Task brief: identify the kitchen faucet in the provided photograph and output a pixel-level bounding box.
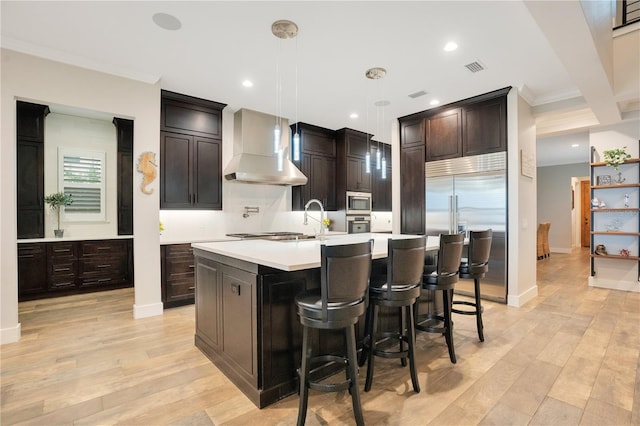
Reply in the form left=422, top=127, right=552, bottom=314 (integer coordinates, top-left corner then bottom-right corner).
left=303, top=199, right=325, bottom=236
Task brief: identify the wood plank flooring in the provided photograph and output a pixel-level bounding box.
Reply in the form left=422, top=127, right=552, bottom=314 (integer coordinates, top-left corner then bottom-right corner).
left=2, top=248, right=639, bottom=425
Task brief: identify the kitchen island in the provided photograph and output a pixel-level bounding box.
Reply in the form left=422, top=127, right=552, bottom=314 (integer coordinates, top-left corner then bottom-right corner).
left=191, top=233, right=438, bottom=408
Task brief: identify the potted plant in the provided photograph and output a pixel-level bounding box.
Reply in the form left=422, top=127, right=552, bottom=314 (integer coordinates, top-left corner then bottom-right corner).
left=44, top=192, right=73, bottom=237
left=603, top=146, right=631, bottom=170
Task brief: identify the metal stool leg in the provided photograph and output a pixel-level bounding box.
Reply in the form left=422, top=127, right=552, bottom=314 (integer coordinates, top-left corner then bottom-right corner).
left=406, top=303, right=420, bottom=393
left=297, top=326, right=311, bottom=426
left=345, top=325, right=365, bottom=426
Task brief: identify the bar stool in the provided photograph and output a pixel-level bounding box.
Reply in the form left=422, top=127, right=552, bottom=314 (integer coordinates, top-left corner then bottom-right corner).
left=415, top=233, right=464, bottom=364
left=360, top=236, right=425, bottom=393
left=453, top=229, right=492, bottom=342
left=294, top=241, right=372, bottom=426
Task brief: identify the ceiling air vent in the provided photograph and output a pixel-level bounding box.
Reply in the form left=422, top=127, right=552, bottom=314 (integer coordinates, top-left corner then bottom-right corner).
left=408, top=90, right=428, bottom=99
left=465, top=61, right=485, bottom=73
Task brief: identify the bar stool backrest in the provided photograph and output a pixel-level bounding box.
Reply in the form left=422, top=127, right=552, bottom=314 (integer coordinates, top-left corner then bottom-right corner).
left=387, top=237, right=426, bottom=295
left=321, top=241, right=372, bottom=321
left=467, top=229, right=492, bottom=276
left=436, top=233, right=465, bottom=285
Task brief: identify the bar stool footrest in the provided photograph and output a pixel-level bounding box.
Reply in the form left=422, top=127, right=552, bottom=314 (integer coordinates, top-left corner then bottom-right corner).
left=415, top=314, right=445, bottom=334
left=370, top=332, right=410, bottom=359
left=451, top=300, right=484, bottom=315
left=306, top=354, right=351, bottom=393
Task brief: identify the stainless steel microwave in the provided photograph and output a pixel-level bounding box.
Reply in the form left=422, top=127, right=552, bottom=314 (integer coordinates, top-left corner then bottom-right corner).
left=346, top=191, right=372, bottom=215
left=347, top=215, right=371, bottom=234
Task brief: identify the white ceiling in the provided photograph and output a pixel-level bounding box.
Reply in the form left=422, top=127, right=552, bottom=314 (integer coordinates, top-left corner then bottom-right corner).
left=2, top=1, right=638, bottom=165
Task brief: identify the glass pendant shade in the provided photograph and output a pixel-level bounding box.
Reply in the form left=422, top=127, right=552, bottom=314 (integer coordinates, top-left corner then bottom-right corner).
left=376, top=148, right=381, bottom=170
left=365, top=151, right=371, bottom=174
left=277, top=148, right=284, bottom=172
left=273, top=124, right=281, bottom=154
left=381, top=156, right=387, bottom=179
left=293, top=132, right=300, bottom=162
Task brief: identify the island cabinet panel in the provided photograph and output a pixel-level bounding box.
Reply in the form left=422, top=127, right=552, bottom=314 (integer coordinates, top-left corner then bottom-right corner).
left=222, top=266, right=258, bottom=386
left=18, top=239, right=133, bottom=301
left=425, top=107, right=463, bottom=162
left=161, top=244, right=195, bottom=308
left=258, top=271, right=307, bottom=395
left=195, top=257, right=222, bottom=351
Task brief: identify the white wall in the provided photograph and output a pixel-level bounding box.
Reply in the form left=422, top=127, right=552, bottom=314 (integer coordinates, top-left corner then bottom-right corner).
left=507, top=91, right=538, bottom=307
left=537, top=162, right=590, bottom=253
left=44, top=112, right=118, bottom=238
left=1, top=49, right=161, bottom=343
left=589, top=120, right=640, bottom=292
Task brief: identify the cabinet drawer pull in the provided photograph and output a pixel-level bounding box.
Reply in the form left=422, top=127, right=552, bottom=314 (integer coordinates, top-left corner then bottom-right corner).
left=231, top=283, right=240, bottom=296
left=97, top=247, right=111, bottom=251
left=97, top=264, right=111, bottom=269
left=98, top=278, right=111, bottom=283
left=188, top=286, right=195, bottom=291
left=53, top=249, right=71, bottom=253
left=54, top=267, right=71, bottom=272
left=189, top=265, right=194, bottom=269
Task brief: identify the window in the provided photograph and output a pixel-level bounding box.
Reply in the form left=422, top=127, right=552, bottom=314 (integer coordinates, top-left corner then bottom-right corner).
left=59, top=148, right=106, bottom=222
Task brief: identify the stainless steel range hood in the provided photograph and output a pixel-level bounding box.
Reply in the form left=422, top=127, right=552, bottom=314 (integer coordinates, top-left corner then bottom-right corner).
left=224, top=108, right=307, bottom=186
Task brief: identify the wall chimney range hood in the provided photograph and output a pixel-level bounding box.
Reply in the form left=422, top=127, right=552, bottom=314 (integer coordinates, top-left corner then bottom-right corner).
left=223, top=108, right=307, bottom=186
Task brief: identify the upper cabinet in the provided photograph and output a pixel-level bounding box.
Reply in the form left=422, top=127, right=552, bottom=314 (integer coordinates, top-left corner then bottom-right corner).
left=160, top=91, right=227, bottom=210
left=462, top=96, right=507, bottom=156
left=17, top=101, right=49, bottom=239
left=399, top=87, right=510, bottom=234
left=424, top=87, right=509, bottom=162
left=291, top=123, right=337, bottom=211
left=371, top=143, right=392, bottom=212
left=336, top=128, right=372, bottom=196
left=425, top=107, right=463, bottom=162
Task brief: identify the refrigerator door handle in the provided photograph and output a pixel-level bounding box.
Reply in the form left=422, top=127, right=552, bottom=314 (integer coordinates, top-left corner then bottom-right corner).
left=453, top=195, right=458, bottom=235
left=448, top=195, right=455, bottom=234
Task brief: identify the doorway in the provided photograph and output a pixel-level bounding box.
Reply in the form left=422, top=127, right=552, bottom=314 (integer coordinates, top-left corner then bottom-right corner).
left=580, top=179, right=591, bottom=247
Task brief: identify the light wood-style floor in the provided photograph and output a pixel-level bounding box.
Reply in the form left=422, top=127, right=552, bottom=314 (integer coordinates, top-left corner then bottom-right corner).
left=2, top=248, right=639, bottom=425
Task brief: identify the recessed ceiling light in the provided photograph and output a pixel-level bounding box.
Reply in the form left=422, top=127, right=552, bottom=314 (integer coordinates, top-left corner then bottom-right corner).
left=430, top=99, right=440, bottom=106
left=443, top=42, right=458, bottom=52
left=350, top=113, right=359, bottom=119
left=242, top=80, right=253, bottom=88
left=571, top=143, right=579, bottom=148
left=152, top=13, right=182, bottom=31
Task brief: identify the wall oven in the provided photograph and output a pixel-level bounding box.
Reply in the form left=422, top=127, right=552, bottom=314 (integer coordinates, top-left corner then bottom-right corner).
left=346, top=191, right=372, bottom=215
left=347, top=215, right=371, bottom=234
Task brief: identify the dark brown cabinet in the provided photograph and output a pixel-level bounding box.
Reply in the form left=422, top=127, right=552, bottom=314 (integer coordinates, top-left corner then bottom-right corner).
left=17, top=243, right=47, bottom=297
left=160, top=131, right=222, bottom=209
left=291, top=123, right=337, bottom=211
left=462, top=96, right=507, bottom=156
left=399, top=87, right=510, bottom=234
left=371, top=143, right=392, bottom=211
left=399, top=117, right=426, bottom=234
left=222, top=265, right=258, bottom=386
left=160, top=91, right=226, bottom=210
left=425, top=107, right=463, bottom=162
left=195, top=256, right=222, bottom=351
left=17, top=239, right=133, bottom=301
left=17, top=101, right=49, bottom=239
left=336, top=128, right=372, bottom=207
left=161, top=243, right=195, bottom=308
left=113, top=118, right=134, bottom=235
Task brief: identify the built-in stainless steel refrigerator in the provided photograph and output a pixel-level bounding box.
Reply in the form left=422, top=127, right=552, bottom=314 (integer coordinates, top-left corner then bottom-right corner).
left=425, top=152, right=507, bottom=302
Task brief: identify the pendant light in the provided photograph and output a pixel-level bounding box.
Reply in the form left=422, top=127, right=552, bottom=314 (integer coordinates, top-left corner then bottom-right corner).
left=365, top=67, right=387, bottom=176
left=272, top=20, right=299, bottom=169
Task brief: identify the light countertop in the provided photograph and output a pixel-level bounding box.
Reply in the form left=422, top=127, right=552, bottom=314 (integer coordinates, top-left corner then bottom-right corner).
left=192, top=233, right=440, bottom=272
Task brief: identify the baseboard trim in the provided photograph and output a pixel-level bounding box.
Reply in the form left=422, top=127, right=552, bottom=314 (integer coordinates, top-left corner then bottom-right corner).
left=1, top=322, right=21, bottom=344
left=588, top=277, right=640, bottom=292
left=133, top=302, right=164, bottom=319
left=507, top=285, right=538, bottom=307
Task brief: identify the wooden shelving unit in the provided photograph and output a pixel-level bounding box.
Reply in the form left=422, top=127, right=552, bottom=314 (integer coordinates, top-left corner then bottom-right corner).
left=590, top=147, right=640, bottom=279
